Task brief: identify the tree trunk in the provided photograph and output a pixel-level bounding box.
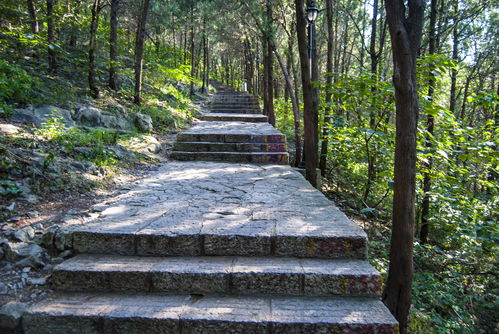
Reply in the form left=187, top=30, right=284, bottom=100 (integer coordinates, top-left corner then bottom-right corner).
left=263, top=0, right=275, bottom=126
left=133, top=0, right=151, bottom=105
left=420, top=0, right=439, bottom=244
left=109, top=0, right=120, bottom=91
left=189, top=5, right=195, bottom=96
left=27, top=0, right=39, bottom=34
left=295, top=0, right=319, bottom=188
left=274, top=49, right=302, bottom=166
left=363, top=0, right=380, bottom=202
left=88, top=0, right=101, bottom=98
left=383, top=0, right=424, bottom=332
left=319, top=0, right=334, bottom=174
left=46, top=0, right=56, bottom=72
left=449, top=0, right=459, bottom=114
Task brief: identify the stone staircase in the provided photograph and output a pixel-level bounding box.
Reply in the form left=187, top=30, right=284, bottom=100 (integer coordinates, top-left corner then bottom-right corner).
left=22, top=83, right=398, bottom=333
left=171, top=84, right=289, bottom=164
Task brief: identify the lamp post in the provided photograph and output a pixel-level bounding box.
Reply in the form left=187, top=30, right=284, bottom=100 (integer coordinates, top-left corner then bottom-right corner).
left=306, top=2, right=319, bottom=76
left=299, top=1, right=319, bottom=169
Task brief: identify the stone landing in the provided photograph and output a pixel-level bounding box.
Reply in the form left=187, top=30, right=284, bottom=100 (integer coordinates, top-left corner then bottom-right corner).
left=23, top=162, right=398, bottom=333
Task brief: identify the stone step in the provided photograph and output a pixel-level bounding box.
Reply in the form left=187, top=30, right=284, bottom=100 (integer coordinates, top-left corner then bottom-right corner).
left=170, top=151, right=290, bottom=164
left=209, top=101, right=260, bottom=107
left=211, top=96, right=259, bottom=101
left=174, top=141, right=287, bottom=153
left=176, top=132, right=286, bottom=144
left=71, top=215, right=366, bottom=259
left=201, top=113, right=267, bottom=122
left=53, top=255, right=381, bottom=297
left=24, top=293, right=398, bottom=333
left=209, top=108, right=262, bottom=114
left=208, top=104, right=260, bottom=110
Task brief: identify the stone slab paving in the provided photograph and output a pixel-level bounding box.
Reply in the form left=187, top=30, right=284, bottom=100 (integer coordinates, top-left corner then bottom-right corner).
left=24, top=293, right=397, bottom=334
left=69, top=162, right=366, bottom=258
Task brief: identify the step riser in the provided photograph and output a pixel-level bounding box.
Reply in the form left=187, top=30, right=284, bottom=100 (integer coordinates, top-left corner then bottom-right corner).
left=53, top=270, right=381, bottom=297
left=210, top=96, right=258, bottom=102
left=171, top=152, right=289, bottom=164
left=209, top=109, right=261, bottom=114
left=72, top=232, right=367, bottom=259
left=176, top=133, right=285, bottom=143
left=209, top=103, right=260, bottom=107
left=24, top=313, right=397, bottom=334
left=201, top=115, right=267, bottom=122
left=174, top=142, right=287, bottom=152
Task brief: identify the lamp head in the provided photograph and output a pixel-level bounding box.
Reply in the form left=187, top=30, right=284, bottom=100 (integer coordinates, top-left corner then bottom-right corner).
left=306, top=4, right=319, bottom=23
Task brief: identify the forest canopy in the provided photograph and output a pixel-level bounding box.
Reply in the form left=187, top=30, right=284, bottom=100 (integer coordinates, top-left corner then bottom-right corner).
left=0, top=0, right=497, bottom=333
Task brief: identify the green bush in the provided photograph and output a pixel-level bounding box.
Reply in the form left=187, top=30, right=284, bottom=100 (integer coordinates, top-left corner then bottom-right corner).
left=0, top=59, right=40, bottom=111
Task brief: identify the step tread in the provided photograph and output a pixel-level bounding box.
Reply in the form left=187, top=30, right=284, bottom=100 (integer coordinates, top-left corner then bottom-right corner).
left=70, top=162, right=366, bottom=258
left=179, top=121, right=283, bottom=135
left=24, top=293, right=397, bottom=333
left=56, top=254, right=378, bottom=275
left=203, top=113, right=266, bottom=118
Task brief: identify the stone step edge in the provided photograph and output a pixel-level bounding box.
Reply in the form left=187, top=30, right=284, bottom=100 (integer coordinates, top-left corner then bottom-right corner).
left=23, top=293, right=398, bottom=333
left=170, top=151, right=290, bottom=164
left=200, top=116, right=268, bottom=123
left=72, top=230, right=367, bottom=259
left=173, top=142, right=287, bottom=153
left=52, top=254, right=381, bottom=297
left=176, top=133, right=286, bottom=143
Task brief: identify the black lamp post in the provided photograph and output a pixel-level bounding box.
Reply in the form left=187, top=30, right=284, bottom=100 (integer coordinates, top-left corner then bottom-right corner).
left=299, top=1, right=319, bottom=169
left=306, top=2, right=319, bottom=75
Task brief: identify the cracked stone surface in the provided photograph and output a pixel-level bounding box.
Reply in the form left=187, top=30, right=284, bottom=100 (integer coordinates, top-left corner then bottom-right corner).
left=69, top=162, right=367, bottom=259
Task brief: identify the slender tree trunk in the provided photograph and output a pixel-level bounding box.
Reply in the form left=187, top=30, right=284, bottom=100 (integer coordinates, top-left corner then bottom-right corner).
left=189, top=5, right=195, bottom=96
left=68, top=1, right=81, bottom=47
left=263, top=0, right=275, bottom=126
left=449, top=0, right=459, bottom=114
left=88, top=0, right=101, bottom=98
left=319, top=0, right=334, bottom=174
left=383, top=0, right=424, bottom=332
left=274, top=49, right=302, bottom=166
left=46, top=0, right=57, bottom=72
left=133, top=0, right=151, bottom=105
left=109, top=0, right=120, bottom=91
left=27, top=0, right=39, bottom=34
left=363, top=0, right=380, bottom=202
left=295, top=0, right=319, bottom=188
left=420, top=0, right=439, bottom=244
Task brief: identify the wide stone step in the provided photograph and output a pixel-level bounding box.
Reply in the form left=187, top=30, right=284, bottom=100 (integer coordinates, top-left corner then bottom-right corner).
left=176, top=121, right=285, bottom=144
left=174, top=141, right=287, bottom=152
left=53, top=255, right=381, bottom=297
left=209, top=102, right=260, bottom=108
left=24, top=293, right=398, bottom=333
left=211, top=96, right=259, bottom=102
left=209, top=108, right=262, bottom=114
left=177, top=133, right=285, bottom=144
left=72, top=222, right=366, bottom=259
left=171, top=151, right=289, bottom=164
left=201, top=113, right=267, bottom=122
